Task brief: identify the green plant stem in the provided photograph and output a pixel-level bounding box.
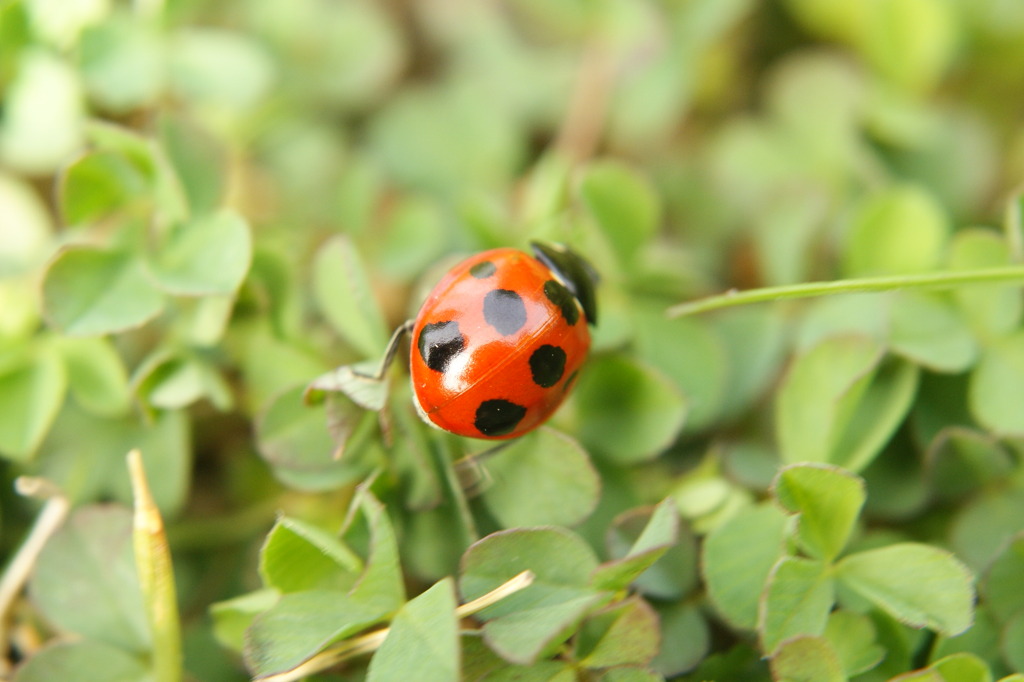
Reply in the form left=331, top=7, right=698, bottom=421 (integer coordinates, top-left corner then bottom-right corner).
left=258, top=570, right=535, bottom=682
left=0, top=479, right=70, bottom=674
left=667, top=266, right=1024, bottom=317
left=128, top=450, right=183, bottom=682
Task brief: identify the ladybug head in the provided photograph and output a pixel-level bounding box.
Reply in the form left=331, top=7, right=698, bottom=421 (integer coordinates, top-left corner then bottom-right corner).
left=530, top=241, right=599, bottom=326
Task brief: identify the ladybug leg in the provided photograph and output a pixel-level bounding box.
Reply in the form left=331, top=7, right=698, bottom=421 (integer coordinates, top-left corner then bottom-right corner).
left=354, top=320, right=414, bottom=381
left=454, top=440, right=516, bottom=497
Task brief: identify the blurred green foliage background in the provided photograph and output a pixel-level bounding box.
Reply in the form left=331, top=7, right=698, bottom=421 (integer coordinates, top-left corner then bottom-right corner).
left=3, top=0, right=1024, bottom=680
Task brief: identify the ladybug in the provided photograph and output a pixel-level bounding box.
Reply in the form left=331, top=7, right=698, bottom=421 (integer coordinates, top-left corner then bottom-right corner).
left=409, top=242, right=598, bottom=440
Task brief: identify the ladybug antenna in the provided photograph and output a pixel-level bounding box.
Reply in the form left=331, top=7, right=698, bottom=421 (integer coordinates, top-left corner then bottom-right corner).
left=530, top=241, right=599, bottom=325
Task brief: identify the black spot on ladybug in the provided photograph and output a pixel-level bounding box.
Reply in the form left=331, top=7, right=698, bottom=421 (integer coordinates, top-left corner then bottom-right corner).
left=418, top=321, right=465, bottom=372
left=543, top=280, right=579, bottom=326
left=474, top=399, right=527, bottom=436
left=529, top=344, right=566, bottom=388
left=470, top=261, right=496, bottom=278
left=483, top=289, right=527, bottom=336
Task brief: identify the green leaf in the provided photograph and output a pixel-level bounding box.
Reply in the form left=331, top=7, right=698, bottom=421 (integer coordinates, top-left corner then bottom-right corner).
left=930, top=607, right=1002, bottom=672
left=259, top=516, right=362, bottom=593
left=374, top=195, right=448, bottom=278
left=860, top=442, right=930, bottom=521
left=386, top=397, right=441, bottom=511
left=55, top=336, right=130, bottom=417
left=131, top=349, right=233, bottom=412
left=926, top=428, right=1013, bottom=501
left=520, top=153, right=571, bottom=224
left=0, top=344, right=67, bottom=461
left=605, top=23, right=693, bottom=150
left=12, top=640, right=149, bottom=682
left=248, top=0, right=402, bottom=108
left=483, top=661, right=577, bottom=682
left=84, top=121, right=160, bottom=176
left=238, top=322, right=328, bottom=412
left=1003, top=612, right=1024, bottom=676
left=307, top=361, right=390, bottom=412
left=823, top=610, right=885, bottom=677
left=712, top=306, right=788, bottom=421
left=773, top=463, right=865, bottom=561
left=749, top=185, right=835, bottom=287
left=776, top=336, right=918, bottom=471
left=766, top=51, right=864, bottom=146
left=795, top=294, right=888, bottom=350
left=0, top=48, right=84, bottom=174
left=0, top=2, right=31, bottom=94
left=367, top=84, right=522, bottom=196
left=461, top=528, right=599, bottom=608
left=312, top=235, right=390, bottom=359
left=243, top=590, right=391, bottom=677
left=632, top=306, right=727, bottom=432
left=948, top=229, right=1021, bottom=337
left=579, top=161, right=660, bottom=261
left=836, top=543, right=975, bottom=636
left=892, top=670, right=945, bottom=682
left=402, top=502, right=470, bottom=582
left=23, top=0, right=111, bottom=47
left=59, top=150, right=150, bottom=226
left=148, top=210, right=253, bottom=296
left=79, top=14, right=163, bottom=112
left=672, top=458, right=738, bottom=526
left=929, top=652, right=994, bottom=682
left=684, top=642, right=768, bottom=681
left=827, top=355, right=918, bottom=473
left=481, top=592, right=607, bottom=666
left=42, top=247, right=165, bottom=336
left=168, top=28, right=275, bottom=110
left=0, top=279, right=39, bottom=338
left=178, top=292, right=237, bottom=346
left=596, top=668, right=663, bottom=682
left=344, top=488, right=406, bottom=612
left=970, top=331, right=1024, bottom=436
left=159, top=114, right=226, bottom=216
left=459, top=527, right=605, bottom=664
left=951, top=488, right=1024, bottom=572
left=29, top=506, right=149, bottom=653
left=650, top=601, right=709, bottom=677
left=983, top=534, right=1024, bottom=624
left=246, top=485, right=405, bottom=668
left=254, top=385, right=372, bottom=492
left=34, top=406, right=190, bottom=515
left=462, top=632, right=505, bottom=680
left=768, top=635, right=845, bottom=682
left=759, top=557, right=835, bottom=654
left=367, top=578, right=459, bottom=682
left=210, top=589, right=278, bottom=653
left=858, top=0, right=956, bottom=92
left=0, top=173, right=53, bottom=276
left=575, top=597, right=660, bottom=669
left=480, top=427, right=599, bottom=528
left=574, top=354, right=688, bottom=464
left=591, top=499, right=680, bottom=593
left=889, top=293, right=977, bottom=372
left=777, top=335, right=880, bottom=464
left=702, top=504, right=791, bottom=629
left=842, top=184, right=949, bottom=276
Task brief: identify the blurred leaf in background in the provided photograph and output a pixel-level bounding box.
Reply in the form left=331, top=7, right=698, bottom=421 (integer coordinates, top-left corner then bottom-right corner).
left=2, top=0, right=1024, bottom=680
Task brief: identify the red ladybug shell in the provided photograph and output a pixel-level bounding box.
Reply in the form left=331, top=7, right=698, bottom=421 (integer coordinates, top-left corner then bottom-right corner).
left=410, top=248, right=592, bottom=439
